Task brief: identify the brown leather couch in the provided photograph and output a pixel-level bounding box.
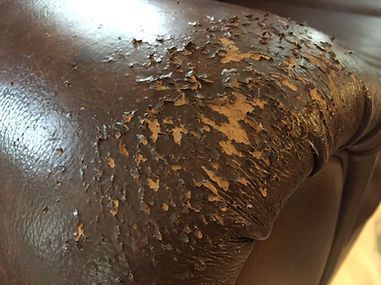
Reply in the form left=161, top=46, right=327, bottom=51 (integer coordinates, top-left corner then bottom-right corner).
left=225, top=1, right=381, bottom=284
left=0, top=0, right=380, bottom=284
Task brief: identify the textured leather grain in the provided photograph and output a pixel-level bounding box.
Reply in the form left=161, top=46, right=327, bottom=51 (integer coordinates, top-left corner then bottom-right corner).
left=0, top=0, right=380, bottom=284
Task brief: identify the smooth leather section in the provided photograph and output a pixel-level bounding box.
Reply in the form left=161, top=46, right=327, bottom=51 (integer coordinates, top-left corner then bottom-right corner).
left=356, top=154, right=381, bottom=229
left=237, top=157, right=344, bottom=285
left=320, top=153, right=380, bottom=284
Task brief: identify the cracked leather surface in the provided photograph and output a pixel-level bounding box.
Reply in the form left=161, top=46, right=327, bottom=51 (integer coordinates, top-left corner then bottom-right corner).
left=0, top=0, right=380, bottom=284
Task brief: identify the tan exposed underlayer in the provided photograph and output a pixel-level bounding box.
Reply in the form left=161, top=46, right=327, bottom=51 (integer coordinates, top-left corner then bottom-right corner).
left=147, top=177, right=160, bottom=192
left=161, top=203, right=169, bottom=211
left=252, top=98, right=268, bottom=109
left=310, top=88, right=327, bottom=108
left=174, top=91, right=189, bottom=106
left=219, top=140, right=243, bottom=156
left=254, top=154, right=271, bottom=167
left=272, top=73, right=298, bottom=92
left=163, top=117, right=174, bottom=124
left=107, top=157, right=116, bottom=168
left=238, top=177, right=250, bottom=186
left=208, top=194, right=221, bottom=202
left=259, top=186, right=268, bottom=197
left=75, top=223, right=84, bottom=242
left=219, top=37, right=271, bottom=64
left=201, top=166, right=230, bottom=191
left=171, top=165, right=182, bottom=171
left=136, top=153, right=147, bottom=165
left=172, top=125, right=187, bottom=145
left=119, top=142, right=129, bottom=158
left=194, top=180, right=219, bottom=196
left=110, top=199, right=120, bottom=217
left=147, top=118, right=161, bottom=143
left=281, top=79, right=298, bottom=92
left=202, top=92, right=255, bottom=145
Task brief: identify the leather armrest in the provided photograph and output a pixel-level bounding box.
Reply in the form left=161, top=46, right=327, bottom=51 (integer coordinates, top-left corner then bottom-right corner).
left=0, top=0, right=380, bottom=284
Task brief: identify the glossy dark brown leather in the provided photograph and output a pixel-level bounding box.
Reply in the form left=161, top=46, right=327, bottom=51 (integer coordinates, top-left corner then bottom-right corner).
left=237, top=156, right=345, bottom=285
left=0, top=0, right=380, bottom=284
left=220, top=1, right=381, bottom=284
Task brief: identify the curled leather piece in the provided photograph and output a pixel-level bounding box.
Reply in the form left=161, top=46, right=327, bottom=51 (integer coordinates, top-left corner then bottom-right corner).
left=0, top=0, right=380, bottom=284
